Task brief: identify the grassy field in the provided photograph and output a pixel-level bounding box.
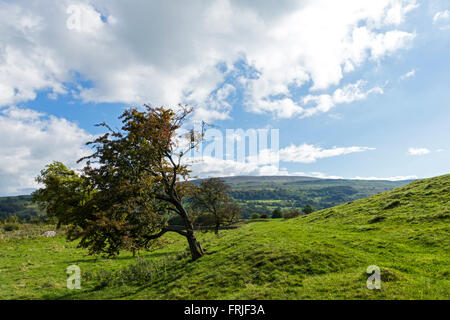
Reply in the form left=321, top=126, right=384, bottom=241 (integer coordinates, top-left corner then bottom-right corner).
left=0, top=174, right=448, bottom=300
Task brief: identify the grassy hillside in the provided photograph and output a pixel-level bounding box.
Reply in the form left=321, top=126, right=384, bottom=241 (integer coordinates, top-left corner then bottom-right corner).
left=0, top=174, right=448, bottom=299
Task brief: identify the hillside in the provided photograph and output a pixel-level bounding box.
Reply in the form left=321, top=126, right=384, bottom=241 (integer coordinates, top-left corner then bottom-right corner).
left=0, top=174, right=448, bottom=299
left=0, top=195, right=44, bottom=220
left=0, top=176, right=410, bottom=220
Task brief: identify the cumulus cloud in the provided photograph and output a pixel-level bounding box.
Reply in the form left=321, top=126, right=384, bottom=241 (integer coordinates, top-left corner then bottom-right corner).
left=188, top=156, right=288, bottom=178
left=433, top=10, right=450, bottom=30
left=0, top=106, right=92, bottom=195
left=0, top=0, right=417, bottom=120
left=277, top=144, right=375, bottom=163
left=188, top=142, right=374, bottom=177
left=408, top=147, right=430, bottom=155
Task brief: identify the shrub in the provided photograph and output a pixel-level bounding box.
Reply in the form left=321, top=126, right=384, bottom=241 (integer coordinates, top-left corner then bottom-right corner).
left=302, top=204, right=315, bottom=215
left=283, top=209, right=302, bottom=219
left=260, top=214, right=268, bottom=219
left=3, top=223, right=20, bottom=232
left=250, top=213, right=260, bottom=219
left=6, top=216, right=19, bottom=224
left=271, top=208, right=282, bottom=218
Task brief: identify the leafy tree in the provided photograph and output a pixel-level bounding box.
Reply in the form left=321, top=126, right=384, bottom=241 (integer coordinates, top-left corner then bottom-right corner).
left=33, top=162, right=92, bottom=229
left=271, top=208, right=282, bottom=218
left=283, top=208, right=302, bottom=219
left=302, top=204, right=315, bottom=215
left=190, top=178, right=240, bottom=235
left=34, top=105, right=205, bottom=260
left=250, top=213, right=260, bottom=219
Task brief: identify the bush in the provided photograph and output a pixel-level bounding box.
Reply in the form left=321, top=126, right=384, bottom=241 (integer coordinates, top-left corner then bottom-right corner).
left=302, top=204, right=315, bottom=215
left=271, top=208, right=282, bottom=218
left=6, top=216, right=19, bottom=224
left=250, top=213, right=260, bottom=219
left=260, top=214, right=268, bottom=219
left=3, top=223, right=20, bottom=232
left=283, top=209, right=302, bottom=219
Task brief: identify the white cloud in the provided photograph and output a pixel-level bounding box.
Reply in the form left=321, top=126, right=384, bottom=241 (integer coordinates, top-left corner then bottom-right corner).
left=0, top=0, right=417, bottom=120
left=277, top=144, right=375, bottom=163
left=400, top=69, right=416, bottom=80
left=302, top=172, right=344, bottom=179
left=188, top=156, right=288, bottom=178
left=408, top=147, right=430, bottom=155
left=187, top=142, right=374, bottom=178
left=0, top=106, right=92, bottom=195
left=433, top=10, right=450, bottom=30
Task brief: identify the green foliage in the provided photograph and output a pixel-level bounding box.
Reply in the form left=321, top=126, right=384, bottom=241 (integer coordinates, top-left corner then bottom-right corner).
left=260, top=214, right=269, bottom=219
left=283, top=208, right=302, bottom=219
left=0, top=195, right=44, bottom=221
left=250, top=213, right=260, bottom=219
left=32, top=162, right=92, bottom=228
left=32, top=106, right=204, bottom=260
left=302, top=204, right=315, bottom=214
left=271, top=208, right=282, bottom=218
left=226, top=176, right=409, bottom=218
left=189, top=178, right=241, bottom=234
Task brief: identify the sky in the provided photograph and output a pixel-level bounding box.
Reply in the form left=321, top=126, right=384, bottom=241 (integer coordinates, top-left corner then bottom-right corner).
left=0, top=0, right=449, bottom=196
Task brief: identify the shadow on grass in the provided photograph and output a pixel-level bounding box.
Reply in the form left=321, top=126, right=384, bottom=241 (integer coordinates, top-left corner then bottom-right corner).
left=45, top=250, right=191, bottom=300
left=62, top=251, right=177, bottom=264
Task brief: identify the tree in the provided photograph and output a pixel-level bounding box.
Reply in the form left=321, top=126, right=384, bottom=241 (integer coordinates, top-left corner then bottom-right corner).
left=283, top=208, right=302, bottom=219
left=250, top=213, right=260, bottom=219
left=190, top=178, right=240, bottom=235
left=271, top=208, right=282, bottom=218
left=33, top=162, right=92, bottom=230
left=33, top=105, right=205, bottom=260
left=302, top=204, right=315, bottom=215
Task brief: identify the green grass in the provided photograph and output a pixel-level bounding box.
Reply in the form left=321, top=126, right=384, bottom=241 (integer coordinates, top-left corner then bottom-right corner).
left=0, top=174, right=449, bottom=299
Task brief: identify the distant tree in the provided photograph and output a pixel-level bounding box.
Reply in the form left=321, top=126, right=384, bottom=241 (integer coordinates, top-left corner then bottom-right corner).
left=260, top=213, right=268, bottom=219
left=283, top=208, right=302, bottom=219
left=190, top=178, right=241, bottom=235
left=302, top=204, right=315, bottom=215
left=271, top=208, right=282, bottom=219
left=33, top=105, right=205, bottom=260
left=250, top=213, right=260, bottom=219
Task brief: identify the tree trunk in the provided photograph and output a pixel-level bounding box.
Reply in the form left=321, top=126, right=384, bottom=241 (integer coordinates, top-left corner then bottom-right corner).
left=186, top=228, right=204, bottom=260
left=175, top=200, right=204, bottom=260
left=214, top=222, right=219, bottom=235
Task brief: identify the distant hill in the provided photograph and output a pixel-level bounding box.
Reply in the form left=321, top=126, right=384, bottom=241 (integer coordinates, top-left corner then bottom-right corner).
left=0, top=195, right=44, bottom=220
left=0, top=176, right=412, bottom=220
left=215, top=175, right=412, bottom=218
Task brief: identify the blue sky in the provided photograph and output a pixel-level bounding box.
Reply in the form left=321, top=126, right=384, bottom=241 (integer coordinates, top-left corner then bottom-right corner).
left=0, top=0, right=449, bottom=195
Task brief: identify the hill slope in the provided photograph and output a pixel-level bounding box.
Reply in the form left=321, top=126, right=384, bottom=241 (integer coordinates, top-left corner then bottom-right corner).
left=0, top=174, right=448, bottom=299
